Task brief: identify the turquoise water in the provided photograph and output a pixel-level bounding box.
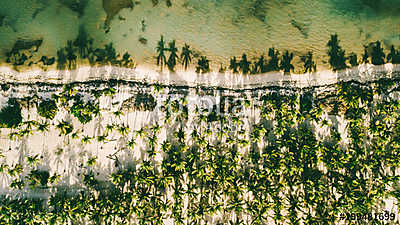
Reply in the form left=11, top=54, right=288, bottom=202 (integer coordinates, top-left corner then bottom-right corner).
left=0, top=0, right=399, bottom=71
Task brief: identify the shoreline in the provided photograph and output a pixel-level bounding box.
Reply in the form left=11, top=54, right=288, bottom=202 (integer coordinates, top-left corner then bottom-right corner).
left=0, top=63, right=398, bottom=90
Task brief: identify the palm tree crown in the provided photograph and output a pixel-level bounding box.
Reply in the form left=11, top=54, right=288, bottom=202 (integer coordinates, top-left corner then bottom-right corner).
left=181, top=44, right=192, bottom=70
left=327, top=34, right=347, bottom=71
left=301, top=51, right=316, bottom=73
left=167, top=40, right=179, bottom=72
left=239, top=53, right=251, bottom=74
left=280, top=50, right=294, bottom=74
left=156, top=35, right=167, bottom=70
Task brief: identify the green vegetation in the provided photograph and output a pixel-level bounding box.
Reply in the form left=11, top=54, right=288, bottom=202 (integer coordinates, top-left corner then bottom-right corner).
left=0, top=98, right=22, bottom=128
left=348, top=52, right=358, bottom=67
left=65, top=40, right=77, bottom=70
left=70, top=96, right=99, bottom=124
left=362, top=45, right=370, bottom=64
left=266, top=47, right=280, bottom=71
left=167, top=40, right=178, bottom=72
left=156, top=35, right=167, bottom=70
left=252, top=55, right=266, bottom=74
left=195, top=56, right=210, bottom=74
left=3, top=33, right=400, bottom=75
left=239, top=53, right=250, bottom=74
left=27, top=170, right=50, bottom=188
left=0, top=79, right=398, bottom=224
left=371, top=41, right=386, bottom=65
left=180, top=44, right=192, bottom=71
left=56, top=120, right=73, bottom=135
left=327, top=34, right=347, bottom=71
left=229, top=56, right=238, bottom=73
left=387, top=45, right=400, bottom=64
left=56, top=49, right=67, bottom=70
left=280, top=50, right=294, bottom=74
left=37, top=99, right=58, bottom=120
left=73, top=25, right=92, bottom=59
left=301, top=51, right=317, bottom=73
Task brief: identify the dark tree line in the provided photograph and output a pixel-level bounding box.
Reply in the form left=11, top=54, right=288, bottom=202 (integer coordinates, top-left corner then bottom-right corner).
left=327, top=34, right=400, bottom=71
left=4, top=32, right=400, bottom=75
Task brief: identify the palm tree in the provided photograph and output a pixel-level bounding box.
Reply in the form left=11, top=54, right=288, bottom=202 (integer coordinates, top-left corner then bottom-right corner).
left=56, top=49, right=67, bottom=70
left=348, top=53, right=358, bottom=67
left=219, top=64, right=226, bottom=73
left=120, top=52, right=136, bottom=68
left=37, top=121, right=50, bottom=133
left=104, top=43, right=119, bottom=65
left=361, top=45, right=369, bottom=64
left=300, top=51, right=316, bottom=73
left=167, top=40, right=179, bottom=72
left=181, top=44, right=192, bottom=70
left=117, top=124, right=130, bottom=136
left=256, top=55, right=266, bottom=73
left=65, top=41, right=77, bottom=70
left=280, top=51, right=294, bottom=74
left=229, top=56, right=239, bottom=73
left=371, top=41, right=385, bottom=65
left=73, top=25, right=91, bottom=59
left=266, top=48, right=280, bottom=71
left=195, top=56, right=210, bottom=74
left=56, top=120, right=73, bottom=136
left=327, top=34, right=347, bottom=71
left=127, top=138, right=136, bottom=150
left=239, top=53, right=251, bottom=74
left=250, top=61, right=258, bottom=74
left=37, top=56, right=55, bottom=67
left=156, top=35, right=167, bottom=70
left=387, top=45, right=400, bottom=64
left=81, top=135, right=92, bottom=144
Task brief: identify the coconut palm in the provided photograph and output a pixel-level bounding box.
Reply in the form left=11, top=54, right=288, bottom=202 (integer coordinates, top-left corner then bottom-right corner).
left=361, top=45, right=369, bottom=64
left=219, top=64, right=226, bottom=73
left=387, top=45, right=400, bottom=64
left=121, top=52, right=136, bottom=68
left=181, top=44, right=192, bottom=70
left=113, top=110, right=124, bottom=118
left=300, top=51, right=316, bottom=73
left=266, top=47, right=280, bottom=71
left=371, top=41, right=385, bottom=65
left=56, top=49, right=67, bottom=70
left=117, top=124, right=130, bottom=136
left=229, top=56, right=239, bottom=73
left=239, top=53, right=251, bottom=74
left=255, top=55, right=266, bottom=73
left=195, top=56, right=210, bottom=74
left=81, top=135, right=92, bottom=144
left=156, top=35, right=167, bottom=70
left=348, top=52, right=358, bottom=67
left=73, top=25, right=91, bottom=59
left=167, top=40, right=179, bottom=72
left=37, top=121, right=50, bottom=133
left=280, top=50, right=294, bottom=74
left=127, top=138, right=136, bottom=150
left=37, top=56, right=55, bottom=67
left=104, top=43, right=119, bottom=65
left=65, top=41, right=77, bottom=70
left=56, top=120, right=73, bottom=136
left=327, top=34, right=347, bottom=71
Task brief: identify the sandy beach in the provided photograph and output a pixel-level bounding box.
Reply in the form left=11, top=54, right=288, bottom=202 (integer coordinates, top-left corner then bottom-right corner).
left=0, top=1, right=400, bottom=224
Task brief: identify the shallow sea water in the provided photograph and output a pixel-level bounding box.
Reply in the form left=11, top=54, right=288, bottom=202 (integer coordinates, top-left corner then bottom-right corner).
left=0, top=0, right=399, bottom=72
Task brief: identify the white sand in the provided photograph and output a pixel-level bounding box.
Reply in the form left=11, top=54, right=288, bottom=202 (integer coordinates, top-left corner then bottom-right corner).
left=0, top=63, right=397, bottom=89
